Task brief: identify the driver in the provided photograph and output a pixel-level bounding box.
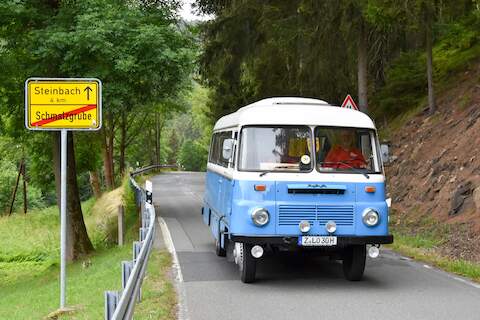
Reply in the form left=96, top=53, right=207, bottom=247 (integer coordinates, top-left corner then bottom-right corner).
left=323, top=130, right=367, bottom=169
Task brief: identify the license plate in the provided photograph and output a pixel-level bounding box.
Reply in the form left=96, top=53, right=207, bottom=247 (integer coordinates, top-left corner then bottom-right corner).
left=299, top=236, right=337, bottom=247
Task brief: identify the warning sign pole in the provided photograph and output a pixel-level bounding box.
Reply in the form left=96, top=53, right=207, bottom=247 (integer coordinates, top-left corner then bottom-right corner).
left=60, top=129, right=67, bottom=308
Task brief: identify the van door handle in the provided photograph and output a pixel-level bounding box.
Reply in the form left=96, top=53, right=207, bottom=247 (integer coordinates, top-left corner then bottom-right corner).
left=218, top=179, right=222, bottom=183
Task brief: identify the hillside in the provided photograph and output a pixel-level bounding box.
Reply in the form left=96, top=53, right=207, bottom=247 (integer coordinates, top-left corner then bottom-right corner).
left=387, top=60, right=480, bottom=263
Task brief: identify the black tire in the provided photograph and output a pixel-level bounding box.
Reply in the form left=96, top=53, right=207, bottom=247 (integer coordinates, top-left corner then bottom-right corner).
left=342, top=245, right=366, bottom=281
left=215, top=232, right=227, bottom=257
left=239, top=243, right=256, bottom=283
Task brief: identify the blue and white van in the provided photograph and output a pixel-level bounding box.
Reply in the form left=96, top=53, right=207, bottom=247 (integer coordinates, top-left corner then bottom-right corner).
left=202, top=97, right=393, bottom=283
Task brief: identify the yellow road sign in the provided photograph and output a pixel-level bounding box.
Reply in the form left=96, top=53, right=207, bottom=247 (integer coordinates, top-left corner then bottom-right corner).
left=25, top=78, right=102, bottom=130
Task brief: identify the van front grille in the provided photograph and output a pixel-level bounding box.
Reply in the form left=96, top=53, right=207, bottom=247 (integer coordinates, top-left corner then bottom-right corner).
left=278, top=204, right=354, bottom=226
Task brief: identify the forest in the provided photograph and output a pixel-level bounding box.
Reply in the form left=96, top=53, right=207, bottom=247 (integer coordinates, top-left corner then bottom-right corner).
left=1, top=0, right=480, bottom=257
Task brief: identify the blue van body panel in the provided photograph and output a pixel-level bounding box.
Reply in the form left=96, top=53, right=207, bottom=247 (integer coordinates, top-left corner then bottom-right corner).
left=230, top=179, right=277, bottom=235
left=205, top=170, right=234, bottom=240
left=204, top=170, right=389, bottom=244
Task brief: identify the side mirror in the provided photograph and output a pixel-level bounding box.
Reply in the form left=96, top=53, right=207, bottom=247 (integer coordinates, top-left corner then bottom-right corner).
left=222, top=139, right=234, bottom=160
left=380, top=143, right=390, bottom=164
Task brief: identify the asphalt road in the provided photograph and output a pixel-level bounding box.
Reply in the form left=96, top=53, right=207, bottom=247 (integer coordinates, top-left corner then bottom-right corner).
left=151, top=172, right=480, bottom=320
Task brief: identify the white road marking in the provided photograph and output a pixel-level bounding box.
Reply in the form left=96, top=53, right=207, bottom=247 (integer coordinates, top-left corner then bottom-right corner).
left=451, top=276, right=480, bottom=290
left=159, top=217, right=190, bottom=320
left=386, top=250, right=480, bottom=290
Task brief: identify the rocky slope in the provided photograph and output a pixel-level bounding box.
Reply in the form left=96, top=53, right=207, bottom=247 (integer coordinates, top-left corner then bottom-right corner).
left=387, top=61, right=480, bottom=262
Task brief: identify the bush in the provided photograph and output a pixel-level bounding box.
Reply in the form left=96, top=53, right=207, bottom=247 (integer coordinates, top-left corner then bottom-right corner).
left=0, top=160, right=18, bottom=213
left=177, top=139, right=208, bottom=171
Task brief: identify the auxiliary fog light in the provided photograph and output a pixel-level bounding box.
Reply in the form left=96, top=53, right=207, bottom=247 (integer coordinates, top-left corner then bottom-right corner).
left=299, top=220, right=311, bottom=233
left=251, top=208, right=269, bottom=226
left=362, top=209, right=380, bottom=227
left=368, top=245, right=380, bottom=258
left=325, top=220, right=337, bottom=234
left=251, top=245, right=264, bottom=258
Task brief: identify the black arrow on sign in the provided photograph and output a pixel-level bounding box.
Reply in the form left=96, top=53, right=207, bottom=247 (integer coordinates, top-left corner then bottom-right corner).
left=84, top=86, right=93, bottom=101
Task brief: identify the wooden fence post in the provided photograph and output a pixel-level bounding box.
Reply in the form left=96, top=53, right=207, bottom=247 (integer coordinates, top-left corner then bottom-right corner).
left=118, top=205, right=125, bottom=246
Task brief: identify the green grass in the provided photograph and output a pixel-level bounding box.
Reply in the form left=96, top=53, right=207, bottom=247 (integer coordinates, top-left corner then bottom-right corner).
left=0, top=178, right=141, bottom=319
left=388, top=232, right=480, bottom=282
left=134, top=251, right=177, bottom=320
left=0, top=246, right=132, bottom=319
left=387, top=209, right=480, bottom=282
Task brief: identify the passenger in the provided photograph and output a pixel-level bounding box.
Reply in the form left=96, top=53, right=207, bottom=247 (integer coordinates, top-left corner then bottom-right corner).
left=323, top=130, right=367, bottom=169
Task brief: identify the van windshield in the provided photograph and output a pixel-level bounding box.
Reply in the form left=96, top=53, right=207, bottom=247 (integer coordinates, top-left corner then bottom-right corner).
left=315, top=127, right=378, bottom=173
left=239, top=126, right=313, bottom=172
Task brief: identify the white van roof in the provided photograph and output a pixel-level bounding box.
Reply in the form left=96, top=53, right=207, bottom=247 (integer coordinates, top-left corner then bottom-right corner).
left=213, top=97, right=376, bottom=131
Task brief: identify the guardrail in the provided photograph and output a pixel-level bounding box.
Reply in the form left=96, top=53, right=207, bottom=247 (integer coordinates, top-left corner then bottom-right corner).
left=104, top=165, right=170, bottom=320
left=131, top=164, right=177, bottom=176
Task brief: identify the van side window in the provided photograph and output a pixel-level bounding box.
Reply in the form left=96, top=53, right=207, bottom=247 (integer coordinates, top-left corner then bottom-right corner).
left=209, top=131, right=232, bottom=167
left=208, top=133, right=217, bottom=164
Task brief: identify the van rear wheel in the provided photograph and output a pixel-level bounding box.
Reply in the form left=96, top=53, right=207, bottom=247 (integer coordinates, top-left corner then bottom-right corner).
left=342, top=245, right=366, bottom=281
left=236, top=243, right=256, bottom=283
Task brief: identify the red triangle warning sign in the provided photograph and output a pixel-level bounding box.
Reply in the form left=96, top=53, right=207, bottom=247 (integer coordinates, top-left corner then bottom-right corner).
left=341, top=94, right=358, bottom=110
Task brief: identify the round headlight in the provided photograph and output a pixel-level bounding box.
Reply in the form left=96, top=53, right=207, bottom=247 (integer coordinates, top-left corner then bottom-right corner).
left=251, top=208, right=269, bottom=226
left=362, top=209, right=380, bottom=227
left=299, top=220, right=311, bottom=233
left=325, top=220, right=337, bottom=233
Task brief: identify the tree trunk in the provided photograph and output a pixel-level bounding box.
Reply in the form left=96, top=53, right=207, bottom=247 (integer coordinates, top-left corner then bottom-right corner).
left=425, top=19, right=435, bottom=115
left=102, top=112, right=115, bottom=189
left=155, top=112, right=161, bottom=165
left=89, top=170, right=102, bottom=199
left=119, top=113, right=127, bottom=175
left=357, top=20, right=368, bottom=113
left=8, top=159, right=23, bottom=216
left=66, top=132, right=94, bottom=261
left=108, top=117, right=115, bottom=185
left=22, top=162, right=27, bottom=214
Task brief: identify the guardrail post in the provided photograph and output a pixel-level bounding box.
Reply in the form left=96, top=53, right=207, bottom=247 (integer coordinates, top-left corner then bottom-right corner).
left=133, top=241, right=142, bottom=262
left=122, top=261, right=133, bottom=290
left=104, top=290, right=119, bottom=320
left=139, top=227, right=147, bottom=241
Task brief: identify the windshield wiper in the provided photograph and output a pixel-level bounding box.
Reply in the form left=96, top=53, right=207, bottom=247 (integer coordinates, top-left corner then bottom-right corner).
left=259, top=165, right=300, bottom=177
left=259, top=171, right=270, bottom=177
left=319, top=161, right=370, bottom=179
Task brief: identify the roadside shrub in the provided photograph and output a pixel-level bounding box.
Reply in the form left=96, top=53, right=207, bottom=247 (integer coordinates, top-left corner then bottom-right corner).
left=0, top=160, right=18, bottom=214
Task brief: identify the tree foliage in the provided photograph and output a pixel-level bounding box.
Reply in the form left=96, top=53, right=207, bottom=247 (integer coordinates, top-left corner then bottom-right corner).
left=196, top=0, right=480, bottom=121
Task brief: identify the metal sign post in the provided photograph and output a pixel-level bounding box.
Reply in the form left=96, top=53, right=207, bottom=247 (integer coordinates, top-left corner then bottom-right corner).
left=60, top=129, right=67, bottom=308
left=25, top=78, right=102, bottom=309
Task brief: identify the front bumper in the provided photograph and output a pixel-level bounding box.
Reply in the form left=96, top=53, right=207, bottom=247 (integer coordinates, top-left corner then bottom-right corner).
left=230, top=235, right=394, bottom=246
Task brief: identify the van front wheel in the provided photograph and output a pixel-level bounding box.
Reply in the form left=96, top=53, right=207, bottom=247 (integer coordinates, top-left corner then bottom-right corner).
left=342, top=245, right=366, bottom=281
left=236, top=243, right=256, bottom=283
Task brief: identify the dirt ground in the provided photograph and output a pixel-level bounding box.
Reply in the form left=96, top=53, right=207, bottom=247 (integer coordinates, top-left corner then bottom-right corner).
left=386, top=61, right=480, bottom=263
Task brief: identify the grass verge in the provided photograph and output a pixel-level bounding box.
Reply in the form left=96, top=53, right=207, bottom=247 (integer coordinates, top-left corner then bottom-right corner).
left=0, top=177, right=139, bottom=319
left=134, top=250, right=177, bottom=320
left=0, top=245, right=132, bottom=319
left=388, top=229, right=480, bottom=283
